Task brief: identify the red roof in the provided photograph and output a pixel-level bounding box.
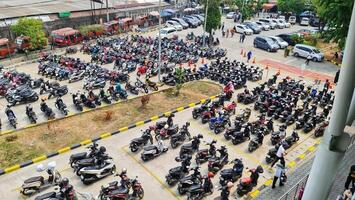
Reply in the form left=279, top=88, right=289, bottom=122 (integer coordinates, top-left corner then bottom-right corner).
left=263, top=3, right=276, bottom=10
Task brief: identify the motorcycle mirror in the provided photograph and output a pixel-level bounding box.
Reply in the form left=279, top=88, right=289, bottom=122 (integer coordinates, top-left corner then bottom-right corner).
left=47, top=161, right=56, bottom=170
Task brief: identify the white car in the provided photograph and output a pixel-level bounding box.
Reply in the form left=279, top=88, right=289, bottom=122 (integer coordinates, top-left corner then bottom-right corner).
left=289, top=16, right=296, bottom=24
left=268, top=36, right=289, bottom=48
left=300, top=17, right=310, bottom=26
left=271, top=19, right=285, bottom=29
left=157, top=27, right=177, bottom=38
left=226, top=12, right=235, bottom=19
left=165, top=20, right=183, bottom=31
left=278, top=19, right=291, bottom=28
left=234, top=24, right=253, bottom=35
left=278, top=15, right=286, bottom=20
left=293, top=44, right=324, bottom=62
left=255, top=21, right=270, bottom=31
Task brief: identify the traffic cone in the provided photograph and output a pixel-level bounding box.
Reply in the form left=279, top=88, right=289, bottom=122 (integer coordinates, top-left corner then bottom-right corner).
left=252, top=57, right=256, bottom=64
left=201, top=58, right=205, bottom=64
left=243, top=52, right=246, bottom=58
left=240, top=49, right=244, bottom=55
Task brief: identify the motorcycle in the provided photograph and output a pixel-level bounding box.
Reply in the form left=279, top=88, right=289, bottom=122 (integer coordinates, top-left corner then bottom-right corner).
left=236, top=166, right=264, bottom=196
left=55, top=97, right=69, bottom=116
left=69, top=143, right=98, bottom=167
left=68, top=70, right=85, bottom=83
left=209, top=115, right=230, bottom=134
left=83, top=77, right=106, bottom=90
left=315, top=121, right=329, bottom=137
left=99, top=89, right=112, bottom=104
left=165, top=166, right=188, bottom=186
left=231, top=130, right=250, bottom=145
left=179, top=134, right=203, bottom=158
left=141, top=140, right=168, bottom=161
left=47, top=85, right=68, bottom=99
left=284, top=131, right=299, bottom=147
left=134, top=78, right=149, bottom=94
left=177, top=167, right=202, bottom=195
left=265, top=147, right=277, bottom=164
left=207, top=148, right=229, bottom=173
left=26, top=105, right=38, bottom=124
left=79, top=158, right=116, bottom=185
left=125, top=82, right=139, bottom=95
left=40, top=100, right=55, bottom=120
left=129, top=129, right=153, bottom=152
left=155, top=124, right=179, bottom=140
left=219, top=158, right=244, bottom=186
left=72, top=93, right=84, bottom=111
left=192, top=100, right=211, bottom=119
left=145, top=79, right=159, bottom=91
left=248, top=133, right=264, bottom=152
left=98, top=176, right=144, bottom=200
left=6, top=86, right=39, bottom=106
left=170, top=122, right=191, bottom=148
left=195, top=141, right=216, bottom=164
left=21, top=162, right=61, bottom=195
left=186, top=176, right=214, bottom=200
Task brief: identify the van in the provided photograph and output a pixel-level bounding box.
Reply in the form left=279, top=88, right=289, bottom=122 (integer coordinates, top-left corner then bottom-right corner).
left=293, top=44, right=324, bottom=61
left=289, top=16, right=296, bottom=25
left=157, top=27, right=177, bottom=38
left=253, top=36, right=279, bottom=52
left=259, top=19, right=276, bottom=29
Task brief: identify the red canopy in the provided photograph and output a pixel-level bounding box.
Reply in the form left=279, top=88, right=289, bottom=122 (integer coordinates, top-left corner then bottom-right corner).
left=263, top=3, right=276, bottom=10
left=0, top=38, right=9, bottom=45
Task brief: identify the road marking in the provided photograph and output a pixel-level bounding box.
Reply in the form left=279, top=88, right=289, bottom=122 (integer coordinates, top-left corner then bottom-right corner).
left=135, top=121, right=145, bottom=126
left=308, top=146, right=316, bottom=152
left=118, top=126, right=128, bottom=132
left=80, top=139, right=92, bottom=146
left=264, top=179, right=273, bottom=186
left=58, top=147, right=71, bottom=154
left=150, top=115, right=159, bottom=121
left=176, top=107, right=184, bottom=111
left=121, top=147, right=182, bottom=200
left=249, top=189, right=260, bottom=198
left=100, top=132, right=111, bottom=139
left=32, top=155, right=47, bottom=163
left=4, top=165, right=20, bottom=173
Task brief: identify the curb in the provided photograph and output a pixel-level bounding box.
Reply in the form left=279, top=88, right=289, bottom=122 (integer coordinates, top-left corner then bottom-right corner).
left=245, top=140, right=321, bottom=199
left=0, top=95, right=218, bottom=176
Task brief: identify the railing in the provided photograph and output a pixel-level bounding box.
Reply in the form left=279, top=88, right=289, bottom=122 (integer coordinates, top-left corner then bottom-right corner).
left=278, top=174, right=310, bottom=200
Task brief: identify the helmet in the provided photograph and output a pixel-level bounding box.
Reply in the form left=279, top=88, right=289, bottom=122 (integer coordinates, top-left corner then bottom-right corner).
left=256, top=165, right=264, bottom=173
left=61, top=178, right=69, bottom=185
left=197, top=134, right=203, bottom=139
left=164, top=124, right=169, bottom=129
left=227, top=181, right=234, bottom=188
left=121, top=168, right=127, bottom=174
left=99, top=146, right=106, bottom=153
left=185, top=122, right=190, bottom=126
left=208, top=172, right=215, bottom=178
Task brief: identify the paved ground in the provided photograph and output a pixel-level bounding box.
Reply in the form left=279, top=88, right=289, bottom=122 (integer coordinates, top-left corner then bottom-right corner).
left=0, top=16, right=340, bottom=200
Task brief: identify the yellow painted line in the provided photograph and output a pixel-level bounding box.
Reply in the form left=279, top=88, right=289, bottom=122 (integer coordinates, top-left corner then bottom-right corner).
left=150, top=115, right=159, bottom=121
left=119, top=126, right=129, bottom=132
left=25, top=124, right=36, bottom=128
left=32, top=155, right=47, bottom=163
left=308, top=146, right=316, bottom=152
left=100, top=132, right=111, bottom=139
left=135, top=121, right=145, bottom=126
left=264, top=179, right=273, bottom=186
left=80, top=139, right=92, bottom=146
left=298, top=154, right=306, bottom=159
left=176, top=107, right=184, bottom=111
left=315, top=140, right=321, bottom=144
left=58, top=147, right=71, bottom=154
left=200, top=99, right=206, bottom=103
left=122, top=147, right=181, bottom=200
left=188, top=103, right=196, bottom=107
left=66, top=113, right=75, bottom=117
left=210, top=95, right=217, bottom=100
left=0, top=130, right=13, bottom=135
left=4, top=165, right=20, bottom=173
left=288, top=161, right=296, bottom=168
left=164, top=111, right=172, bottom=116
left=83, top=108, right=91, bottom=112
left=249, top=189, right=260, bottom=198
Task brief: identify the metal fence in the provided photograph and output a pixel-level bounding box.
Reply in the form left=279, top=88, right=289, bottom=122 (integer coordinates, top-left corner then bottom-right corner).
left=278, top=174, right=310, bottom=200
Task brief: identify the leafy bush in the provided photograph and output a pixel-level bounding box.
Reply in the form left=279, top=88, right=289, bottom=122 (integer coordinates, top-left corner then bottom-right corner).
left=290, top=34, right=304, bottom=44
left=11, top=18, right=47, bottom=49
left=79, top=24, right=104, bottom=36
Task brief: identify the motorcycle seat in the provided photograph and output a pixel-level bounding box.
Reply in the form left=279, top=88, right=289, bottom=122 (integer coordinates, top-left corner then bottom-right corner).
left=109, top=181, right=118, bottom=186
left=24, top=176, right=44, bottom=184
left=181, top=143, right=193, bottom=150
left=169, top=166, right=182, bottom=174
left=143, top=145, right=157, bottom=151
left=220, top=169, right=233, bottom=176
left=111, top=186, right=128, bottom=195
left=168, top=125, right=178, bottom=130
left=34, top=192, right=56, bottom=200
left=70, top=152, right=87, bottom=160
left=132, top=137, right=144, bottom=143
left=77, top=158, right=95, bottom=165
left=189, top=184, right=202, bottom=191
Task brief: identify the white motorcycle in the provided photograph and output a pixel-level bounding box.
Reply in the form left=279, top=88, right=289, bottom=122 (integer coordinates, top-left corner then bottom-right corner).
left=79, top=158, right=116, bottom=185
left=141, top=140, right=168, bottom=161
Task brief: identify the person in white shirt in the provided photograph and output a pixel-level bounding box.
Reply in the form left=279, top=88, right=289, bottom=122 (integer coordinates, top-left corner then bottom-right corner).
left=271, top=143, right=286, bottom=167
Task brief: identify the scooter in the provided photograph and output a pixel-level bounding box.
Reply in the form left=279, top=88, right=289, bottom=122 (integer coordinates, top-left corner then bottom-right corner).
left=219, top=158, right=244, bottom=186
left=170, top=122, right=191, bottom=148
left=179, top=134, right=203, bottom=158
left=79, top=158, right=116, bottom=185
left=165, top=166, right=188, bottom=186
left=248, top=133, right=264, bottom=152
left=69, top=143, right=98, bottom=167
left=141, top=140, right=168, bottom=161
left=26, top=105, right=38, bottom=124
left=55, top=97, right=69, bottom=116
left=130, top=129, right=153, bottom=152
left=98, top=176, right=144, bottom=200
left=177, top=167, right=202, bottom=195
left=314, top=121, right=329, bottom=137
left=236, top=166, right=264, bottom=196
left=21, top=162, right=61, bottom=195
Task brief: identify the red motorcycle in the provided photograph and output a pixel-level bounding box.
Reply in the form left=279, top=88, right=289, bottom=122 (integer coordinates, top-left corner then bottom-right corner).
left=224, top=101, right=236, bottom=115
left=136, top=65, right=147, bottom=76
left=98, top=177, right=144, bottom=200
left=201, top=110, right=214, bottom=124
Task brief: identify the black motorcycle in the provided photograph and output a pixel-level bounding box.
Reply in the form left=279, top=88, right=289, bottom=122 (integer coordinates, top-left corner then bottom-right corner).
left=179, top=134, right=203, bottom=158
left=6, top=86, right=39, bottom=106
left=26, top=105, right=37, bottom=124
left=192, top=100, right=211, bottom=119
left=130, top=129, right=153, bottom=152
left=177, top=167, right=202, bottom=195
left=125, top=82, right=139, bottom=95
left=55, top=97, right=69, bottom=116
left=40, top=100, right=55, bottom=119
left=135, top=78, right=149, bottom=94
left=170, top=122, right=191, bottom=148
left=165, top=166, right=188, bottom=186
left=47, top=85, right=68, bottom=99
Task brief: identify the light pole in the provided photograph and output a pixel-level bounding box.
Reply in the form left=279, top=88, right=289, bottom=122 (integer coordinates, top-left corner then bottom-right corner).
left=202, top=0, right=209, bottom=48
left=106, top=0, right=109, bottom=22
left=158, top=0, right=162, bottom=82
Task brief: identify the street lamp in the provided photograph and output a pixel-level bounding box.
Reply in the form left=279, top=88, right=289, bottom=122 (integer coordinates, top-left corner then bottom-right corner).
left=202, top=0, right=209, bottom=48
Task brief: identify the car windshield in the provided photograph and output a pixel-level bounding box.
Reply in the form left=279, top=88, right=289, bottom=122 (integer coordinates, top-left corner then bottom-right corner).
left=275, top=37, right=285, bottom=43
left=160, top=30, right=168, bottom=34
left=265, top=38, right=275, bottom=44
left=313, top=49, right=320, bottom=53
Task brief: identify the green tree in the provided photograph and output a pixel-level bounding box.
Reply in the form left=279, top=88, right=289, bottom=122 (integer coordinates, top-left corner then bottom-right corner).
left=234, top=0, right=255, bottom=21
left=203, top=0, right=222, bottom=34
left=278, top=0, right=305, bottom=14
left=11, top=18, right=47, bottom=49
left=312, top=0, right=353, bottom=48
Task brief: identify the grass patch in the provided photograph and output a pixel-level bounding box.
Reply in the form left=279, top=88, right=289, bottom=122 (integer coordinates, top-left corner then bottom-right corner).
left=0, top=81, right=222, bottom=169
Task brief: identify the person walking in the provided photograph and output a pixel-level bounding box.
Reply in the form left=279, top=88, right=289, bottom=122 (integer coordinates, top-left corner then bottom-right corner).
left=305, top=53, right=312, bottom=65
left=334, top=69, right=340, bottom=84
left=272, top=163, right=286, bottom=188
left=271, top=143, right=286, bottom=167
left=221, top=22, right=225, bottom=30
left=222, top=28, right=226, bottom=37
left=345, top=165, right=355, bottom=193
left=247, top=51, right=252, bottom=63
left=242, top=32, right=246, bottom=43
left=231, top=28, right=235, bottom=37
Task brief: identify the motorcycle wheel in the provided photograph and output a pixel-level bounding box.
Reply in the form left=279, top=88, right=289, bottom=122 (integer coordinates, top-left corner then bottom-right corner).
left=170, top=140, right=178, bottom=149
left=141, top=155, right=148, bottom=162
left=155, top=134, right=161, bottom=141
left=137, top=188, right=144, bottom=199
left=98, top=193, right=109, bottom=200
left=192, top=113, right=198, bottom=119
left=153, top=86, right=158, bottom=91
left=144, top=87, right=149, bottom=94
left=63, top=109, right=68, bottom=116
left=130, top=143, right=139, bottom=152
left=178, top=187, right=186, bottom=195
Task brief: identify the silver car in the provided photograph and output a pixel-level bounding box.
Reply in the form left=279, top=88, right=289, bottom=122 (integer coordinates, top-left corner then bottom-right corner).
left=293, top=44, right=324, bottom=62
left=255, top=21, right=270, bottom=31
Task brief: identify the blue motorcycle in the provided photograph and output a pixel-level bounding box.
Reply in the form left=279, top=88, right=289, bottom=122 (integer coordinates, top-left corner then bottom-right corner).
left=209, top=115, right=231, bottom=134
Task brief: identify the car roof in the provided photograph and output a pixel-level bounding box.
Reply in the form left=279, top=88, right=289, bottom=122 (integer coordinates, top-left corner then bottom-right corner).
left=295, top=44, right=317, bottom=49
left=162, top=27, right=176, bottom=31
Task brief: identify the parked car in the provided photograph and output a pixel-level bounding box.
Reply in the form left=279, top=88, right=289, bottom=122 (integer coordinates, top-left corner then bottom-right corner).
left=289, top=16, right=297, bottom=25
left=193, top=14, right=204, bottom=22
left=259, top=19, right=276, bottom=29
left=186, top=15, right=202, bottom=26
left=234, top=24, right=253, bottom=35
left=300, top=17, right=310, bottom=26
left=309, top=17, right=324, bottom=27
left=278, top=19, right=291, bottom=28
left=299, top=11, right=315, bottom=22
left=182, top=17, right=198, bottom=28
left=255, top=21, right=270, bottom=31
left=243, top=22, right=261, bottom=34
left=171, top=18, right=189, bottom=29
left=278, top=16, right=286, bottom=20
left=297, top=29, right=319, bottom=36
left=253, top=36, right=279, bottom=52
left=271, top=19, right=285, bottom=29
left=277, top=34, right=296, bottom=46
left=226, top=12, right=236, bottom=19
left=157, top=27, right=177, bottom=38
left=293, top=44, right=324, bottom=62
left=268, top=36, right=288, bottom=48
left=165, top=20, right=183, bottom=31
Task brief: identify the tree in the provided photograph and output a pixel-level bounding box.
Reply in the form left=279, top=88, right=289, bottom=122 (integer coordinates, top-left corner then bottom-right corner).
left=203, top=0, right=222, bottom=35
left=278, top=0, right=305, bottom=14
left=11, top=18, right=47, bottom=49
left=312, top=0, right=353, bottom=49
left=234, top=0, right=255, bottom=21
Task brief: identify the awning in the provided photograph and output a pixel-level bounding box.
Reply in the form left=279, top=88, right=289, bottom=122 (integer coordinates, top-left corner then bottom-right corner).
left=160, top=11, right=172, bottom=17
left=119, top=18, right=133, bottom=23
left=164, top=9, right=176, bottom=14
left=0, top=38, right=9, bottom=45
left=104, top=20, right=119, bottom=26
left=263, top=3, right=276, bottom=10
left=149, top=11, right=159, bottom=16
left=51, top=27, right=74, bottom=35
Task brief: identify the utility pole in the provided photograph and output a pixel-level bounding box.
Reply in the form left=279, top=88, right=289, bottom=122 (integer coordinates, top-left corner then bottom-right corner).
left=106, top=0, right=109, bottom=22
left=202, top=0, right=209, bottom=48
left=302, top=3, right=355, bottom=200
left=158, top=0, right=162, bottom=82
